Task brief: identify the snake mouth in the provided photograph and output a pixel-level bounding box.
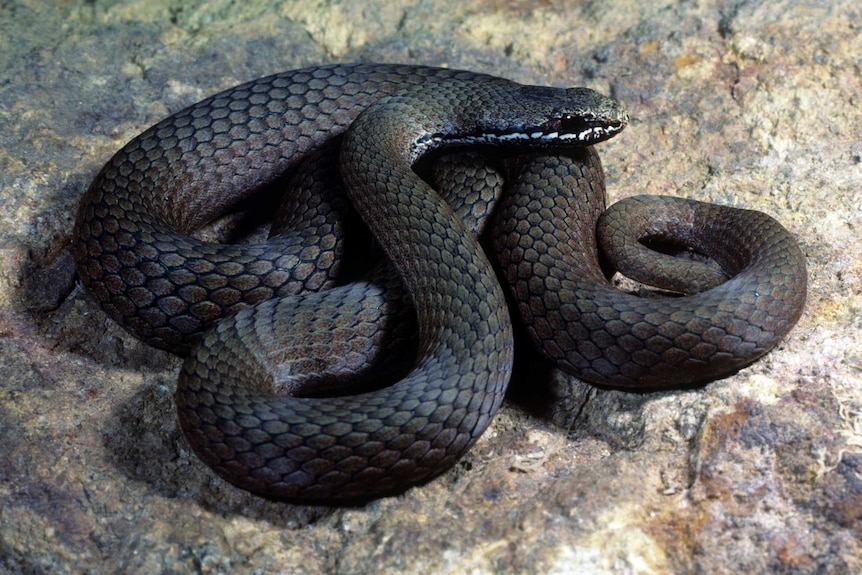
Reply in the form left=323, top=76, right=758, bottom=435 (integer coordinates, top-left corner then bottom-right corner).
left=436, top=113, right=627, bottom=149
left=562, top=113, right=627, bottom=141
left=537, top=112, right=627, bottom=144
left=426, top=117, right=626, bottom=152
left=484, top=116, right=626, bottom=145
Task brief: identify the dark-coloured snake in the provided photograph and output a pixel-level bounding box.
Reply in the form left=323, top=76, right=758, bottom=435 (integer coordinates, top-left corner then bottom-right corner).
left=72, top=63, right=806, bottom=500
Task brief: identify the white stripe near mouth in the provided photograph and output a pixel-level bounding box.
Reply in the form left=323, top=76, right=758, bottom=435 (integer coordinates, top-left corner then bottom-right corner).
left=411, top=124, right=623, bottom=158
left=484, top=126, right=619, bottom=142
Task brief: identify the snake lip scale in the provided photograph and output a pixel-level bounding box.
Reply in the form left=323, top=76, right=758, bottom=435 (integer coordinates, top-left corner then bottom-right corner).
left=426, top=111, right=627, bottom=146
left=73, top=63, right=806, bottom=501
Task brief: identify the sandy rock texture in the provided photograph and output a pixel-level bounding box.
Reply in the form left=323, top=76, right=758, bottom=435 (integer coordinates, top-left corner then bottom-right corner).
left=1, top=0, right=860, bottom=573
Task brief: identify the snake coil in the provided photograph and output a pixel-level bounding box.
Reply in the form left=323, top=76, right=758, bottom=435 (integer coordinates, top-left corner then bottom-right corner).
left=73, top=64, right=805, bottom=500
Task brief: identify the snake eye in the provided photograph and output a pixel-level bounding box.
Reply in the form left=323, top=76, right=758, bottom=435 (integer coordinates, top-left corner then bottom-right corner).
left=559, top=114, right=592, bottom=136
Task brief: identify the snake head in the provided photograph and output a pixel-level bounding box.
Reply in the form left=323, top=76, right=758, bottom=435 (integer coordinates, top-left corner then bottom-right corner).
left=532, top=86, right=629, bottom=145
left=386, top=80, right=629, bottom=161
left=473, top=84, right=629, bottom=148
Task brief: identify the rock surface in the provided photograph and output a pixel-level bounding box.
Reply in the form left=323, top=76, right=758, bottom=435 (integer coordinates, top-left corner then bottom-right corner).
left=1, top=0, right=860, bottom=573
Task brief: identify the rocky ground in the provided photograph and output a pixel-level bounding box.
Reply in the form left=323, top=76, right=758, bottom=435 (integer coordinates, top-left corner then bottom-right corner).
left=1, top=1, right=860, bottom=573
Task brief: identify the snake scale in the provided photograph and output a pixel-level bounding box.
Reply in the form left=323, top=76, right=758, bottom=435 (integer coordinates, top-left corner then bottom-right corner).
left=73, top=64, right=806, bottom=500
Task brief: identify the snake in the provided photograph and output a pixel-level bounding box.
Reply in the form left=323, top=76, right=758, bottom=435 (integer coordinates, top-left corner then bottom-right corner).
left=72, top=63, right=807, bottom=500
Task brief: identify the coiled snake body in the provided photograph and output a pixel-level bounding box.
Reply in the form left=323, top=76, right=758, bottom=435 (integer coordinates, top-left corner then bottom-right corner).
left=73, top=64, right=806, bottom=500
